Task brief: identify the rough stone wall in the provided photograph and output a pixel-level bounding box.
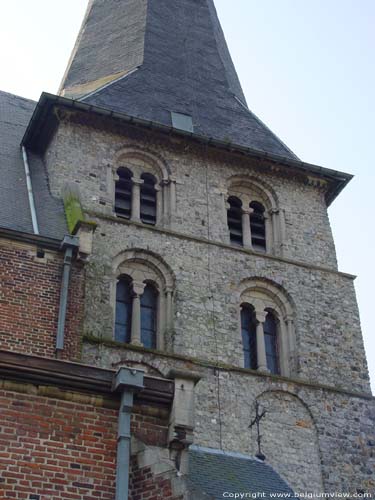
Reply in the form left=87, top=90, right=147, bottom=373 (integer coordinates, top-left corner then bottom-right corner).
left=40, top=115, right=370, bottom=392
left=0, top=238, right=84, bottom=361
left=80, top=222, right=367, bottom=393
left=41, top=114, right=373, bottom=493
left=43, top=114, right=337, bottom=269
left=82, top=344, right=375, bottom=496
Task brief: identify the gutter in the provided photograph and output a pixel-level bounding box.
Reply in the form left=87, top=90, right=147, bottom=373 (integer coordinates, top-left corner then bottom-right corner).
left=56, top=235, right=79, bottom=352
left=21, top=145, right=39, bottom=234
left=112, top=368, right=144, bottom=500
left=0, top=227, right=61, bottom=251
left=21, top=93, right=353, bottom=206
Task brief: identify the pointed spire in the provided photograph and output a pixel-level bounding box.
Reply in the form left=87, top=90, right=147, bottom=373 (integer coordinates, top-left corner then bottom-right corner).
left=59, top=0, right=296, bottom=159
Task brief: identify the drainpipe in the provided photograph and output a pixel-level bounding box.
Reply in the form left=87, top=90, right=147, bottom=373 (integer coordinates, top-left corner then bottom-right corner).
left=112, top=367, right=144, bottom=500
left=22, top=145, right=39, bottom=235
left=56, top=235, right=79, bottom=352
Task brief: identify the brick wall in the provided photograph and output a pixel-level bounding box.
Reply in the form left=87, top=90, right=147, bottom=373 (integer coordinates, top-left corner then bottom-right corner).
left=0, top=386, right=179, bottom=500
left=0, top=239, right=84, bottom=361
left=0, top=388, right=118, bottom=499
left=129, top=457, right=182, bottom=500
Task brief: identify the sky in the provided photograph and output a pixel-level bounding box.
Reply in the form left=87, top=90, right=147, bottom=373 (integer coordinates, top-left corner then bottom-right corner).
left=0, top=0, right=373, bottom=391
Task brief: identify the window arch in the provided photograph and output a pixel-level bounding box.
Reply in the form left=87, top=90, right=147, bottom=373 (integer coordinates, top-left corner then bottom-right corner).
left=225, top=176, right=285, bottom=255
left=115, top=167, right=133, bottom=218
left=140, top=173, right=157, bottom=225
left=140, top=283, right=158, bottom=348
left=238, top=279, right=296, bottom=377
left=250, top=201, right=266, bottom=252
left=112, top=250, right=175, bottom=351
left=111, top=148, right=176, bottom=227
left=241, top=304, right=257, bottom=370
left=227, top=196, right=243, bottom=246
left=115, top=276, right=133, bottom=343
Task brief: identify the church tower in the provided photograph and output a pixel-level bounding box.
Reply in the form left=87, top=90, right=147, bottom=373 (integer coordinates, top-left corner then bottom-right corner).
left=0, top=0, right=373, bottom=498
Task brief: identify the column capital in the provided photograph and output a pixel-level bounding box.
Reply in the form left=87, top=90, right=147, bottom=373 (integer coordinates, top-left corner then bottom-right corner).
left=284, top=314, right=294, bottom=324
left=132, top=281, right=145, bottom=296
left=255, top=309, right=267, bottom=324
left=242, top=207, right=254, bottom=216
left=269, top=207, right=279, bottom=216
left=132, top=177, right=144, bottom=186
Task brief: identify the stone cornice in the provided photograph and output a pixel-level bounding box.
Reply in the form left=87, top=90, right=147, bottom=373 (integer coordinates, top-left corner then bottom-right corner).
left=83, top=335, right=374, bottom=401
left=0, top=350, right=174, bottom=406
left=86, top=210, right=356, bottom=280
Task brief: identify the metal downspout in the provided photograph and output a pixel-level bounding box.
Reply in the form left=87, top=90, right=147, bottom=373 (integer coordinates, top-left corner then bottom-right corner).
left=22, top=146, right=39, bottom=235
left=56, top=235, right=79, bottom=352
left=112, top=368, right=144, bottom=500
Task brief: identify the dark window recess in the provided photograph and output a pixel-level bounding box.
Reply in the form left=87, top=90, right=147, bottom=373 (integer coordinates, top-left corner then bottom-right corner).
left=140, top=173, right=157, bottom=225
left=250, top=201, right=266, bottom=252
left=241, top=304, right=257, bottom=370
left=115, top=167, right=132, bottom=218
left=171, top=112, right=194, bottom=132
left=227, top=196, right=243, bottom=246
left=141, top=283, right=158, bottom=349
left=264, top=311, right=280, bottom=375
left=115, top=276, right=133, bottom=343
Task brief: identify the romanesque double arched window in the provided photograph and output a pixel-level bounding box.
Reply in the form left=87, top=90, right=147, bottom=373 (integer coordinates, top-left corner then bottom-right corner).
left=239, top=279, right=296, bottom=376
left=112, top=250, right=175, bottom=350
left=226, top=176, right=285, bottom=255
left=112, top=148, right=176, bottom=226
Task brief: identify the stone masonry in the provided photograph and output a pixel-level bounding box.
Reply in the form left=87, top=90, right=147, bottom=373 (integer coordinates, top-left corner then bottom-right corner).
left=38, top=109, right=375, bottom=494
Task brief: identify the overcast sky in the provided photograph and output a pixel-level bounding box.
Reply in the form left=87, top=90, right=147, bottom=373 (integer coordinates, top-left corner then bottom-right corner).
left=0, top=0, right=373, bottom=391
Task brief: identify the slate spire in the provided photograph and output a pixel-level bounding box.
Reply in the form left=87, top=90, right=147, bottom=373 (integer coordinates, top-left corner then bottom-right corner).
left=59, top=0, right=296, bottom=158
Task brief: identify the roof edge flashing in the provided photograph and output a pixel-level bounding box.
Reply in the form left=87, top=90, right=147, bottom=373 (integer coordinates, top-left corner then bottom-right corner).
left=22, top=93, right=353, bottom=205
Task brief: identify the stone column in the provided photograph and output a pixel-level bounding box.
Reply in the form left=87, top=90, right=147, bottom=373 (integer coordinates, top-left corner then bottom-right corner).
left=166, top=287, right=174, bottom=332
left=169, top=176, right=177, bottom=214
left=242, top=208, right=253, bottom=249
left=270, top=208, right=280, bottom=255
left=264, top=213, right=272, bottom=254
left=279, top=319, right=290, bottom=377
left=279, top=208, right=286, bottom=257
left=130, top=281, right=145, bottom=346
left=255, top=310, right=269, bottom=372
left=285, top=314, right=296, bottom=372
left=161, top=179, right=170, bottom=222
left=155, top=184, right=163, bottom=224
left=131, top=177, right=144, bottom=222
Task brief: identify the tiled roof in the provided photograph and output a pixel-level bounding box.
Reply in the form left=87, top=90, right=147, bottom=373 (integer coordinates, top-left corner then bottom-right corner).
left=0, top=90, right=66, bottom=239
left=60, top=0, right=297, bottom=160
left=188, top=446, right=299, bottom=499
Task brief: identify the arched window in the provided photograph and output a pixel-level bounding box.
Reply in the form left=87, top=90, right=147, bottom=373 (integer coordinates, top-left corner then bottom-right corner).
left=140, top=283, right=158, bottom=349
left=241, top=304, right=257, bottom=370
left=115, top=168, right=132, bottom=218
left=140, top=173, right=157, bottom=225
left=115, top=276, right=133, bottom=343
left=227, top=196, right=243, bottom=246
left=264, top=311, right=280, bottom=375
left=250, top=201, right=266, bottom=252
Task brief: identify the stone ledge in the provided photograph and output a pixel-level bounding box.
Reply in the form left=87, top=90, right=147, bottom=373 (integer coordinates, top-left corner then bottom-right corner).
left=85, top=210, right=356, bottom=280
left=83, top=335, right=374, bottom=401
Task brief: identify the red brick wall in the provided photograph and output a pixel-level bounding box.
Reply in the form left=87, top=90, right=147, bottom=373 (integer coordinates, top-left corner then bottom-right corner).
left=0, top=388, right=179, bottom=500
left=129, top=458, right=182, bottom=500
left=0, top=239, right=84, bottom=361
left=0, top=389, right=118, bottom=500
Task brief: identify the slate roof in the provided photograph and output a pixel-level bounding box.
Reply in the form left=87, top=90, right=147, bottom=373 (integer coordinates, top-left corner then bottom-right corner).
left=0, top=90, right=67, bottom=239
left=188, top=446, right=299, bottom=499
left=59, top=0, right=298, bottom=160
